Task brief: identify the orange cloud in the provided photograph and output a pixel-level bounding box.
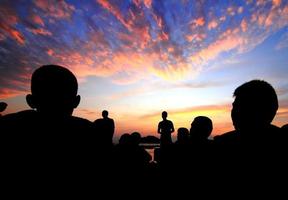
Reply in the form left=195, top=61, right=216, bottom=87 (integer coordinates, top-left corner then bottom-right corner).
left=0, top=88, right=27, bottom=99
left=208, top=20, right=218, bottom=30
left=28, top=28, right=52, bottom=36
left=194, top=17, right=205, bottom=27
left=0, top=5, right=25, bottom=45
left=227, top=7, right=236, bottom=16
left=241, top=19, right=248, bottom=32
left=97, top=0, right=132, bottom=31
left=190, top=29, right=244, bottom=66
left=34, top=0, right=75, bottom=19
left=272, top=0, right=282, bottom=7
left=238, top=6, right=244, bottom=14
left=31, top=14, right=44, bottom=26
left=144, top=0, right=152, bottom=8
left=47, top=49, right=54, bottom=56
left=9, top=29, right=25, bottom=45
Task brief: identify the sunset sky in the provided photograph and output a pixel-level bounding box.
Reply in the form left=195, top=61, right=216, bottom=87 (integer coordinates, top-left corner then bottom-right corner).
left=0, top=0, right=287, bottom=140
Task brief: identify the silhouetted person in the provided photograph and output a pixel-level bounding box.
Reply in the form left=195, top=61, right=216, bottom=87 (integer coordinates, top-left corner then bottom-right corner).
left=158, top=111, right=174, bottom=145
left=190, top=116, right=213, bottom=145
left=213, top=80, right=284, bottom=178
left=175, top=127, right=189, bottom=145
left=0, top=102, right=7, bottom=117
left=0, top=65, right=97, bottom=181
left=214, top=80, right=281, bottom=145
left=94, top=110, right=115, bottom=145
left=131, top=131, right=142, bottom=145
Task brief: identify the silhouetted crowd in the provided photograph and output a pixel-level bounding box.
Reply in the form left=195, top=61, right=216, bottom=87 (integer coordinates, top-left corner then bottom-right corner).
left=1, top=65, right=287, bottom=185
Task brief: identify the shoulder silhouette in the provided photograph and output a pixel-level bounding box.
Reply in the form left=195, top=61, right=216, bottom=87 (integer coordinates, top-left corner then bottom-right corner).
left=0, top=65, right=97, bottom=181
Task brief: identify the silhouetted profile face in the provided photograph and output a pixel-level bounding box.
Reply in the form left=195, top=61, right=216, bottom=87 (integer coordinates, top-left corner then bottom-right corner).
left=102, top=110, right=108, bottom=118
left=26, top=65, right=80, bottom=117
left=162, top=111, right=167, bottom=120
left=190, top=116, right=213, bottom=139
left=232, top=80, right=278, bottom=131
left=0, top=102, right=7, bottom=112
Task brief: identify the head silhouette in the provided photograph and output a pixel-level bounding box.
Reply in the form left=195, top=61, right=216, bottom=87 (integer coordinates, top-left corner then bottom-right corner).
left=0, top=102, right=7, bottom=112
left=177, top=127, right=189, bottom=143
left=131, top=132, right=142, bottom=145
left=232, top=80, right=278, bottom=131
left=102, top=110, right=108, bottom=118
left=190, top=116, right=213, bottom=140
left=26, top=65, right=80, bottom=117
left=162, top=111, right=168, bottom=120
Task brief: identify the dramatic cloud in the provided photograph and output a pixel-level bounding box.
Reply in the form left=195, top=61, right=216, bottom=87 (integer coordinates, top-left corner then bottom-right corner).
left=0, top=0, right=288, bottom=100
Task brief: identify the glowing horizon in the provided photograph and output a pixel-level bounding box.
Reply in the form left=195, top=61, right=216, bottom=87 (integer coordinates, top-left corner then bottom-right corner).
left=0, top=0, right=287, bottom=139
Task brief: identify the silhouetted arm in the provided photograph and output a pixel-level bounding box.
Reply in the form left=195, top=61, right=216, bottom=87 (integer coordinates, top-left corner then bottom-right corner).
left=158, top=122, right=161, bottom=134
left=171, top=122, right=175, bottom=133
left=112, top=119, right=115, bottom=134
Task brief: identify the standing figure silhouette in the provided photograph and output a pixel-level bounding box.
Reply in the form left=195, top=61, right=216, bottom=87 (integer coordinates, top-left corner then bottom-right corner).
left=158, top=111, right=174, bottom=145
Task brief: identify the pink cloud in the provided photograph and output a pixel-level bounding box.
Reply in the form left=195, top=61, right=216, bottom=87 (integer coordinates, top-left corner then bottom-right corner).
left=27, top=28, right=52, bottom=36
left=47, top=49, right=54, bottom=56
left=34, top=0, right=75, bottom=19
left=97, top=0, right=132, bottom=31
left=0, top=88, right=27, bottom=99
left=190, top=29, right=244, bottom=65
left=241, top=19, right=248, bottom=32
left=31, top=14, right=44, bottom=26
left=0, top=4, right=25, bottom=45
left=238, top=6, right=244, bottom=14
left=272, top=0, right=282, bottom=7
left=143, top=0, right=152, bottom=8
left=208, top=20, right=218, bottom=30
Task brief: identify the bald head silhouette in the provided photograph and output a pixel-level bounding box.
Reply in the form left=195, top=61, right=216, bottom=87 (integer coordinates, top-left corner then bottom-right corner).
left=26, top=65, right=80, bottom=117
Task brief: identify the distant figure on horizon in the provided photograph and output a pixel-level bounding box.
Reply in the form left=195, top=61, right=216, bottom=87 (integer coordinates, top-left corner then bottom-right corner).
left=190, top=116, right=213, bottom=145
left=94, top=110, right=115, bottom=145
left=0, top=102, right=7, bottom=117
left=158, top=111, right=175, bottom=145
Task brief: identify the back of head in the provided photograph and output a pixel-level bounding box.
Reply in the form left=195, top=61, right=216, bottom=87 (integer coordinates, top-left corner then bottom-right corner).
left=162, top=111, right=168, bottom=119
left=190, top=116, right=213, bottom=140
left=177, top=127, right=189, bottom=143
left=26, top=65, right=80, bottom=117
left=102, top=110, right=108, bottom=118
left=232, top=80, right=278, bottom=131
left=0, top=102, right=8, bottom=112
left=131, top=132, right=142, bottom=145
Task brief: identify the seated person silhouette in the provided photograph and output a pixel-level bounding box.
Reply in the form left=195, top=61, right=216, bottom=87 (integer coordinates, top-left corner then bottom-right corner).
left=94, top=110, right=115, bottom=145
left=0, top=65, right=95, bottom=176
left=158, top=111, right=175, bottom=146
left=190, top=116, right=213, bottom=145
left=0, top=102, right=7, bottom=117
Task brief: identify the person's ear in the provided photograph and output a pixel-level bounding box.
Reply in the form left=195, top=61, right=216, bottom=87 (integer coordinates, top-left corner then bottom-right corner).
left=73, top=95, right=80, bottom=108
left=26, top=94, right=37, bottom=109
